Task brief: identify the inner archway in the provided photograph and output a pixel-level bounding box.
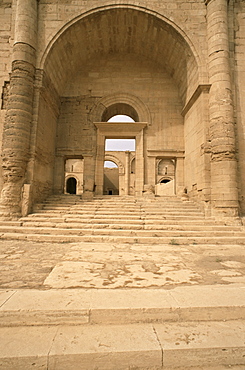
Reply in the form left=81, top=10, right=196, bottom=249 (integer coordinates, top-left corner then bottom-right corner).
left=39, top=5, right=200, bottom=203
left=103, top=161, right=119, bottom=195
left=66, top=177, right=77, bottom=194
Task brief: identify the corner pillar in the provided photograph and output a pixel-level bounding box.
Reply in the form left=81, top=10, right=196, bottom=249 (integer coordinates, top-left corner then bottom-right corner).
left=205, top=0, right=239, bottom=217
left=83, top=155, right=96, bottom=199
left=0, top=0, right=38, bottom=219
left=95, top=132, right=105, bottom=195
left=124, top=151, right=130, bottom=196
left=135, top=130, right=144, bottom=196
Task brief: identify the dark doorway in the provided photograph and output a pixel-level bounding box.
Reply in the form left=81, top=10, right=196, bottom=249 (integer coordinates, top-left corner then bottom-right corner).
left=66, top=177, right=77, bottom=194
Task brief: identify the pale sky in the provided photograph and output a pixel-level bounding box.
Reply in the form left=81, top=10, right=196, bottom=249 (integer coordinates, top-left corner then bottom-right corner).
left=104, top=115, right=135, bottom=167
left=105, top=114, right=135, bottom=151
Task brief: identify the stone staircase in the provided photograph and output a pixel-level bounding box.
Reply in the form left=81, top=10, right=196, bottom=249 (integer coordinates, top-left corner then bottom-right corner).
left=0, top=195, right=245, bottom=369
left=0, top=194, right=244, bottom=245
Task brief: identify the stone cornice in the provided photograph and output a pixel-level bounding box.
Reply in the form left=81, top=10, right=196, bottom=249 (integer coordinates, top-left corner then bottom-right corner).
left=205, top=0, right=229, bottom=4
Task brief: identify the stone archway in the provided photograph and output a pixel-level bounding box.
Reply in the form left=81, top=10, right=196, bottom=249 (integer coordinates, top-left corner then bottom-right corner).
left=104, top=154, right=128, bottom=196
left=66, top=177, right=77, bottom=195
left=7, top=4, right=239, bottom=219
left=1, top=5, right=202, bottom=218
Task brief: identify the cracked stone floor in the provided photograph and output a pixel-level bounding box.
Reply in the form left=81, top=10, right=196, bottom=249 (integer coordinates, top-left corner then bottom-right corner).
left=0, top=240, right=245, bottom=289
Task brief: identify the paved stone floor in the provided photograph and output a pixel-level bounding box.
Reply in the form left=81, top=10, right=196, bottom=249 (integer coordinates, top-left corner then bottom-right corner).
left=0, top=240, right=245, bottom=289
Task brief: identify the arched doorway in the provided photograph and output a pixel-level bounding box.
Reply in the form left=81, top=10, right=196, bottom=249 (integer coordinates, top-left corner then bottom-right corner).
left=38, top=6, right=199, bottom=204
left=66, top=177, right=77, bottom=194
left=103, top=161, right=119, bottom=195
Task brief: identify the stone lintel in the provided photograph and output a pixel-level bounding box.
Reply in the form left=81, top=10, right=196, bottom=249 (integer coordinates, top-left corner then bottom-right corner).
left=94, top=122, right=147, bottom=137
left=147, top=150, right=185, bottom=158
left=56, top=150, right=94, bottom=157
left=182, top=84, right=211, bottom=117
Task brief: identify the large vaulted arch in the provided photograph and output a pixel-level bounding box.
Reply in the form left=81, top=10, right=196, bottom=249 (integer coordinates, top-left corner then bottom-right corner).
left=30, top=4, right=204, bottom=203
left=42, top=5, right=200, bottom=104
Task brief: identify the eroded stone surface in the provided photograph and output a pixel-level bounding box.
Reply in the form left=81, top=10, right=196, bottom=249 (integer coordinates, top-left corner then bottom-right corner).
left=0, top=240, right=245, bottom=290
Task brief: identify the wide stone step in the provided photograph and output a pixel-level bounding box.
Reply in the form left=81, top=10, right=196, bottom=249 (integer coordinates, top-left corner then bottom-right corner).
left=0, top=231, right=244, bottom=244
left=1, top=286, right=244, bottom=327
left=18, top=220, right=244, bottom=232
left=1, top=320, right=244, bottom=370
left=28, top=212, right=143, bottom=220
left=21, top=221, right=145, bottom=230
left=32, top=209, right=204, bottom=220
left=0, top=286, right=244, bottom=369
left=20, top=217, right=144, bottom=225
left=42, top=201, right=200, bottom=208
left=19, top=215, right=225, bottom=226
left=42, top=204, right=142, bottom=210
left=1, top=225, right=245, bottom=238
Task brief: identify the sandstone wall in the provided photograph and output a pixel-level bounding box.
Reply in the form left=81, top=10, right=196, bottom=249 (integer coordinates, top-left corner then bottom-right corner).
left=0, top=1, right=13, bottom=191
left=234, top=0, right=245, bottom=214
left=1, top=0, right=245, bottom=216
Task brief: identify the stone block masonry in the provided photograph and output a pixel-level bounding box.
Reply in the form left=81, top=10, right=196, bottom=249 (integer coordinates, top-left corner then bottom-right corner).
left=0, top=0, right=244, bottom=220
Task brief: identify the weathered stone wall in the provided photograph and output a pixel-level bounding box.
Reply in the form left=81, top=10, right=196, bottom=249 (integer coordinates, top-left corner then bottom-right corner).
left=184, top=92, right=211, bottom=208
left=30, top=75, right=60, bottom=203
left=234, top=0, right=245, bottom=214
left=1, top=0, right=245, bottom=218
left=104, top=167, right=119, bottom=195
left=0, top=1, right=13, bottom=192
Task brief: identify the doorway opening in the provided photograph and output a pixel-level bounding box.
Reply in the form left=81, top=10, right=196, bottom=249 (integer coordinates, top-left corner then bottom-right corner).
left=106, top=115, right=136, bottom=152
left=66, top=177, right=77, bottom=194
left=103, top=161, right=119, bottom=195
left=64, top=158, right=84, bottom=195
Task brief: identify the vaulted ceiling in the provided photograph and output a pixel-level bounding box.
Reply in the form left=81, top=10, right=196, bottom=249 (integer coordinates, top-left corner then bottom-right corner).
left=44, top=7, right=199, bottom=104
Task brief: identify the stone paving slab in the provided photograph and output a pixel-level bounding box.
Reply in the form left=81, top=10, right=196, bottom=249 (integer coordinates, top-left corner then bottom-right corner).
left=0, top=240, right=245, bottom=290
left=155, top=321, right=245, bottom=368
left=0, top=322, right=244, bottom=370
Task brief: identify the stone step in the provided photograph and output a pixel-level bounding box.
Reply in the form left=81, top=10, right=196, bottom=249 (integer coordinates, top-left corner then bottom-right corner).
left=19, top=221, right=243, bottom=232
left=21, top=221, right=145, bottom=230
left=0, top=286, right=244, bottom=369
left=1, top=320, right=244, bottom=370
left=29, top=211, right=204, bottom=219
left=43, top=203, right=141, bottom=211
left=1, top=286, right=244, bottom=327
left=19, top=215, right=225, bottom=225
left=20, top=217, right=144, bottom=225
left=35, top=204, right=202, bottom=212
left=0, top=232, right=244, bottom=244
left=1, top=225, right=245, bottom=238
left=29, top=212, right=144, bottom=220
left=43, top=201, right=200, bottom=209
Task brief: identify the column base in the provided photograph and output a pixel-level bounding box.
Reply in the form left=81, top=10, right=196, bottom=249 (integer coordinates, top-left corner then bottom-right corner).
left=211, top=206, right=241, bottom=225
left=0, top=206, right=22, bottom=220
left=82, top=191, right=94, bottom=200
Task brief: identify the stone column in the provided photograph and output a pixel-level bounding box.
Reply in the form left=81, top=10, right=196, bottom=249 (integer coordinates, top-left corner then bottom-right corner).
left=124, top=151, right=130, bottom=196
left=147, top=156, right=156, bottom=190
left=206, top=0, right=239, bottom=217
left=175, top=157, right=184, bottom=196
left=83, top=155, right=95, bottom=199
left=53, top=156, right=65, bottom=194
left=95, top=133, right=105, bottom=195
left=135, top=130, right=144, bottom=196
left=0, top=0, right=37, bottom=219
